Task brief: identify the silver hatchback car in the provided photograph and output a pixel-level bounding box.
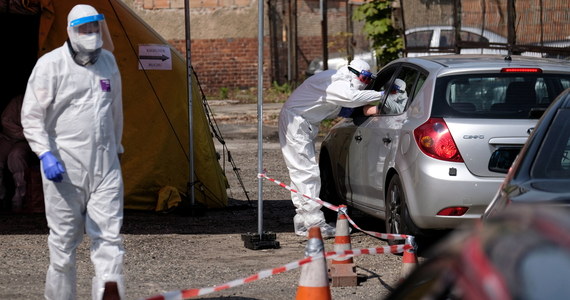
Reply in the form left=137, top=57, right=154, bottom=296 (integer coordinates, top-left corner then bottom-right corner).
left=319, top=55, right=570, bottom=237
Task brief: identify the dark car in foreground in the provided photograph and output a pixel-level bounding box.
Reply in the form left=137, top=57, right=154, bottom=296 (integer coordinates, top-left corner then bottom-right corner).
left=318, top=55, right=570, bottom=238
left=386, top=205, right=570, bottom=300
left=483, top=88, right=570, bottom=219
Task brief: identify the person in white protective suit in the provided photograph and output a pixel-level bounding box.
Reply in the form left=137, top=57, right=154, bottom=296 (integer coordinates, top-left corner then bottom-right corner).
left=21, top=4, right=125, bottom=300
left=278, top=59, right=384, bottom=237
left=383, top=78, right=408, bottom=114
left=363, top=78, right=408, bottom=116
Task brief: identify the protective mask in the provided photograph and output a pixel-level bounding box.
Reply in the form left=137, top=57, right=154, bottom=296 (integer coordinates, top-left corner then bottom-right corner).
left=68, top=41, right=102, bottom=66
left=351, top=78, right=366, bottom=90
left=74, top=32, right=103, bottom=52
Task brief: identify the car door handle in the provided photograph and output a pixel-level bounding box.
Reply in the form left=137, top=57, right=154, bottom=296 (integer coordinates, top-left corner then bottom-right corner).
left=383, top=137, right=392, bottom=143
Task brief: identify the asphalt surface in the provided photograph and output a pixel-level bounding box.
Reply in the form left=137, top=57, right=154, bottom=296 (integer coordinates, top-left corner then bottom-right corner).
left=207, top=100, right=283, bottom=140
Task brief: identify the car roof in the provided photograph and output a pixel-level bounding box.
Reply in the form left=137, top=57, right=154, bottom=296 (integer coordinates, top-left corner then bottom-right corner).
left=392, top=54, right=570, bottom=74
left=405, top=25, right=505, bottom=37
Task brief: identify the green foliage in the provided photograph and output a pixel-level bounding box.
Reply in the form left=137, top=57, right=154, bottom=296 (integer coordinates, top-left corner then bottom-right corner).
left=219, top=87, right=229, bottom=100
left=353, top=0, right=404, bottom=67
left=271, top=81, right=292, bottom=94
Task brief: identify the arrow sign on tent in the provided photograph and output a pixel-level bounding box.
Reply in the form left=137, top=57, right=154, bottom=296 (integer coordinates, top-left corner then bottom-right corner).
left=138, top=44, right=172, bottom=70
left=139, top=54, right=169, bottom=61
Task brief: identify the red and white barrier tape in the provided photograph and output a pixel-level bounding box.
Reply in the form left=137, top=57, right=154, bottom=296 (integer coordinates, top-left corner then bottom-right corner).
left=258, top=172, right=410, bottom=241
left=257, top=172, right=340, bottom=212
left=141, top=244, right=411, bottom=300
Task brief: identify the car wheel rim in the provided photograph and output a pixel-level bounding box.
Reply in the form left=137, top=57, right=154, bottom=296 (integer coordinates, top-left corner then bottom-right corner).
left=389, top=184, right=401, bottom=234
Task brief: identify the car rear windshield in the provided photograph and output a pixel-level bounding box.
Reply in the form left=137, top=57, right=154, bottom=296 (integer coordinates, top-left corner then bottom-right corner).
left=432, top=73, right=570, bottom=119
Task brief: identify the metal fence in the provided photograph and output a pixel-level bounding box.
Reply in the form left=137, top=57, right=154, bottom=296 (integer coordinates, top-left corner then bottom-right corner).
left=397, top=0, right=570, bottom=58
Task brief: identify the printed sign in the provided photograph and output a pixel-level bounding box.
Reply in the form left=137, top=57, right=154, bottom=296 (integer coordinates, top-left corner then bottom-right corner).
left=138, top=44, right=172, bottom=70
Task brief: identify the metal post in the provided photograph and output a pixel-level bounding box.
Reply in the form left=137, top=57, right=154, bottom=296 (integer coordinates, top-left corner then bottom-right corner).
left=321, top=0, right=328, bottom=70
left=184, top=0, right=195, bottom=206
left=257, top=0, right=264, bottom=237
left=507, top=0, right=517, bottom=56
left=241, top=0, right=280, bottom=250
left=453, top=0, right=461, bottom=54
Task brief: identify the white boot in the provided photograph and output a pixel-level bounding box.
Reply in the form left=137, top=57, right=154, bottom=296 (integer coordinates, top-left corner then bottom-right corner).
left=293, top=213, right=307, bottom=236
left=304, top=210, right=336, bottom=238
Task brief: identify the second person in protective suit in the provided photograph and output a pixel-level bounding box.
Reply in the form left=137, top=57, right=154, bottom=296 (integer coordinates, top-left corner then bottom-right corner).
left=21, top=4, right=125, bottom=300
left=278, top=59, right=384, bottom=238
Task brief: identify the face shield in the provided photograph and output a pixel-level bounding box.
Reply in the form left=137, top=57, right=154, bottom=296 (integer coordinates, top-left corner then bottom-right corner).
left=67, top=5, right=114, bottom=57
left=391, top=79, right=407, bottom=94
left=389, top=79, right=408, bottom=102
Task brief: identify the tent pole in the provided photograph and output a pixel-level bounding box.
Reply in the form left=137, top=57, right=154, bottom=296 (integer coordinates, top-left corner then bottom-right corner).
left=184, top=0, right=195, bottom=207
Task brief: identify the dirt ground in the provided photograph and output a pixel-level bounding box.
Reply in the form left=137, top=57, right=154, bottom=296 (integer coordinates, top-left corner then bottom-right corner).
left=0, top=102, right=419, bottom=300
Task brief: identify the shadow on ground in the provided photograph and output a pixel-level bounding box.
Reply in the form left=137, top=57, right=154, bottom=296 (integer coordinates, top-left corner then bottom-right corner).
left=0, top=198, right=298, bottom=236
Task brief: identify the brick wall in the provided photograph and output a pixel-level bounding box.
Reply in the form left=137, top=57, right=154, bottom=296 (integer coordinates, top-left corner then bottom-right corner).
left=170, top=37, right=271, bottom=92
left=126, top=0, right=369, bottom=95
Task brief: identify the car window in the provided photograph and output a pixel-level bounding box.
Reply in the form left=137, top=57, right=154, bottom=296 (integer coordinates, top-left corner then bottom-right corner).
left=412, top=72, right=428, bottom=99
left=432, top=73, right=570, bottom=119
left=440, top=30, right=490, bottom=48
left=380, top=66, right=423, bottom=115
left=461, top=31, right=490, bottom=43
left=406, top=30, right=433, bottom=48
left=531, top=109, right=570, bottom=179
left=371, top=65, right=398, bottom=96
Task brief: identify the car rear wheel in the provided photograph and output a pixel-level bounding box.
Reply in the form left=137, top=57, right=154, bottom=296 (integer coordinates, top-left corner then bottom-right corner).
left=385, top=174, right=418, bottom=245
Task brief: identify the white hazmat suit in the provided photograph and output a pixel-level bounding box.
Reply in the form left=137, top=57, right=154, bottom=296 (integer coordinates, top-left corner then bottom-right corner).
left=21, top=5, right=125, bottom=300
left=383, top=78, right=408, bottom=114
left=279, top=59, right=383, bottom=237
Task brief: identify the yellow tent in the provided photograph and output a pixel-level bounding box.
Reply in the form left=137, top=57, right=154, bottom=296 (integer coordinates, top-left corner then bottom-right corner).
left=1, top=0, right=228, bottom=210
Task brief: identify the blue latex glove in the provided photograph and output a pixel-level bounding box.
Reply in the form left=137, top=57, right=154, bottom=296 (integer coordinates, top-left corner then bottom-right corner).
left=40, top=151, right=65, bottom=182
left=338, top=107, right=354, bottom=118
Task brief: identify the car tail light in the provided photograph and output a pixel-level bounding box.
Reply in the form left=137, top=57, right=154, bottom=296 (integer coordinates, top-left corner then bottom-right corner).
left=437, top=206, right=469, bottom=216
left=414, top=118, right=464, bottom=162
left=501, top=67, right=542, bottom=73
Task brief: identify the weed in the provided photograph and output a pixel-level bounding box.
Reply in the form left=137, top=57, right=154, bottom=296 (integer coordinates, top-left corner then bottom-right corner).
left=219, top=87, right=229, bottom=100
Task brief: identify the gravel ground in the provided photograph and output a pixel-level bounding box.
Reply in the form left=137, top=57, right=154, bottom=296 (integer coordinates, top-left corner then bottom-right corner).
left=0, top=102, right=420, bottom=300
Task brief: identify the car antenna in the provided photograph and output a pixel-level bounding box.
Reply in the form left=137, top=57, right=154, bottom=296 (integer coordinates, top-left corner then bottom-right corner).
left=505, top=45, right=512, bottom=61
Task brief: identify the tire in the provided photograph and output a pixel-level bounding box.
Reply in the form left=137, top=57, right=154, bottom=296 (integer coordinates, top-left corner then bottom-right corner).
left=384, top=174, right=419, bottom=245
left=319, top=153, right=346, bottom=223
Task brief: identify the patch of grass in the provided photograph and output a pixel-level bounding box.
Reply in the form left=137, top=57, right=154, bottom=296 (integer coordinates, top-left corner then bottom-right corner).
left=206, top=85, right=291, bottom=104
left=319, top=117, right=343, bottom=137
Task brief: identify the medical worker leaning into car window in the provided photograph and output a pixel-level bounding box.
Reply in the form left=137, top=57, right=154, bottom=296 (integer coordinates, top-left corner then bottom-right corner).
left=279, top=59, right=383, bottom=238
left=21, top=4, right=125, bottom=300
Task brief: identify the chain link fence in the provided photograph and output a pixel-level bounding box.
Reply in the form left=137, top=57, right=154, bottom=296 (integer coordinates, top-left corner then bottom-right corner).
left=396, top=0, right=570, bottom=58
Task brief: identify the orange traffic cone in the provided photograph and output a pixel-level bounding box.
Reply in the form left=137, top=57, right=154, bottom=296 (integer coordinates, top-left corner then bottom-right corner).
left=400, top=236, right=418, bottom=281
left=296, top=226, right=332, bottom=300
left=328, top=205, right=358, bottom=286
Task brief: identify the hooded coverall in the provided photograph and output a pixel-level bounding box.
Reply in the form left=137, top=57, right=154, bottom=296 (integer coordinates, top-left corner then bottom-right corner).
left=278, top=61, right=383, bottom=236
left=21, top=6, right=124, bottom=298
